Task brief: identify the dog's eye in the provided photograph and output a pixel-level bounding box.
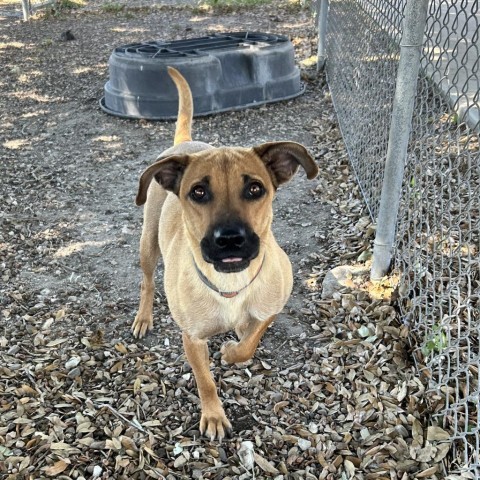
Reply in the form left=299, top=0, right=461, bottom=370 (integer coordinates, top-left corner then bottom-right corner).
left=245, top=182, right=265, bottom=200
left=190, top=185, right=209, bottom=202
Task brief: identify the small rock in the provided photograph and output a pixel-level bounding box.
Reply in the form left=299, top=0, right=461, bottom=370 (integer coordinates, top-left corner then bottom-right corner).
left=218, top=446, right=228, bottom=463
left=238, top=441, right=255, bottom=470
left=173, top=455, right=187, bottom=468
left=176, top=378, right=187, bottom=388
left=308, top=422, right=318, bottom=434
left=298, top=439, right=312, bottom=451
left=65, top=357, right=81, bottom=370
left=8, top=345, right=20, bottom=355
left=321, top=265, right=369, bottom=299
left=67, top=367, right=81, bottom=378
left=92, top=465, right=102, bottom=478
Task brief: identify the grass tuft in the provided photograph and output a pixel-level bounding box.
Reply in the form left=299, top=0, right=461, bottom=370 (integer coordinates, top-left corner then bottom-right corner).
left=101, top=2, right=125, bottom=13
left=196, top=0, right=272, bottom=13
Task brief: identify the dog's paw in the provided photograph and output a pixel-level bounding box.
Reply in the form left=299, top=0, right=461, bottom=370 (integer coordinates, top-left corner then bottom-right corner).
left=132, top=314, right=153, bottom=338
left=200, top=407, right=232, bottom=442
left=220, top=340, right=241, bottom=364
left=221, top=340, right=253, bottom=364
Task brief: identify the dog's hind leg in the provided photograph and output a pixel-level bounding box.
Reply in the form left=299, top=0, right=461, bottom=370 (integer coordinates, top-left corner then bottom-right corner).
left=221, top=315, right=276, bottom=364
left=132, top=183, right=166, bottom=338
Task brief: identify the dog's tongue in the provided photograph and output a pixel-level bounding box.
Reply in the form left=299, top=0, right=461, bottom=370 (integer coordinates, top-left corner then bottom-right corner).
left=222, top=257, right=243, bottom=263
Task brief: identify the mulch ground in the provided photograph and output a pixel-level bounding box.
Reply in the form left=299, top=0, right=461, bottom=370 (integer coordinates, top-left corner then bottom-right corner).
left=0, top=1, right=452, bottom=478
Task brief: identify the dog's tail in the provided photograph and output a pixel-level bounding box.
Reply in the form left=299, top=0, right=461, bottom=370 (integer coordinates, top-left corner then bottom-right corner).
left=167, top=67, right=193, bottom=145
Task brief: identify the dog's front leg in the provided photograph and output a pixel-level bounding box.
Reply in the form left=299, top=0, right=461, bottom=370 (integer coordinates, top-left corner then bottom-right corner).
left=221, top=315, right=276, bottom=364
left=182, top=332, right=232, bottom=441
left=132, top=186, right=165, bottom=338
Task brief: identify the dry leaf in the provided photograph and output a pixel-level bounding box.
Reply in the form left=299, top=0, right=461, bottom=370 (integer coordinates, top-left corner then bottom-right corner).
left=133, top=377, right=141, bottom=394
left=416, top=465, right=438, bottom=478
left=415, top=445, right=436, bottom=462
left=433, top=443, right=450, bottom=462
left=412, top=419, right=424, bottom=447
left=115, top=342, right=128, bottom=354
left=397, top=382, right=408, bottom=402
left=344, top=458, right=356, bottom=478
left=173, top=454, right=187, bottom=468
left=106, top=438, right=121, bottom=450
left=427, top=426, right=450, bottom=442
left=15, top=384, right=38, bottom=397
left=254, top=452, right=280, bottom=474
left=273, top=401, right=289, bottom=414
left=50, top=442, right=80, bottom=453
left=44, top=460, right=69, bottom=476
left=46, top=339, right=68, bottom=347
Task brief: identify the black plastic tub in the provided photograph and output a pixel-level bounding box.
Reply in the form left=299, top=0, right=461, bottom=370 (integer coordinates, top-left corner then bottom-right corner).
left=100, top=32, right=304, bottom=120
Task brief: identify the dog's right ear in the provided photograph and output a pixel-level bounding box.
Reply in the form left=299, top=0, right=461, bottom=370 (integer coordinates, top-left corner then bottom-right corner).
left=136, top=155, right=189, bottom=206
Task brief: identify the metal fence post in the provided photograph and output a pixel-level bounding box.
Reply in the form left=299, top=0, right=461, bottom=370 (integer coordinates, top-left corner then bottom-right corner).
left=21, top=0, right=30, bottom=21
left=316, top=0, right=329, bottom=72
left=370, top=0, right=429, bottom=280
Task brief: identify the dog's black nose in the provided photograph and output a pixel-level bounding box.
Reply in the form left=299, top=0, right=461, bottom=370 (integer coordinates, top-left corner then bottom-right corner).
left=213, top=225, right=246, bottom=249
left=201, top=220, right=259, bottom=272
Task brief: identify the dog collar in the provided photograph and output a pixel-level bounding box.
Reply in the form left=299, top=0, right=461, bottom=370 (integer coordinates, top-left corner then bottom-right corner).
left=193, top=255, right=265, bottom=298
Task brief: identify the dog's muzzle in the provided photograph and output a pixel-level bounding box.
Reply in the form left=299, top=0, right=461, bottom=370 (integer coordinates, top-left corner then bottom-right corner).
left=200, top=221, right=260, bottom=273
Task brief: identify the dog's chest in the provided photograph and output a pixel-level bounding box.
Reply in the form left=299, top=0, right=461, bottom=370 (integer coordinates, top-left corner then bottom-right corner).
left=217, top=297, right=262, bottom=325
left=180, top=291, right=278, bottom=339
left=215, top=299, right=248, bottom=329
left=212, top=290, right=282, bottom=330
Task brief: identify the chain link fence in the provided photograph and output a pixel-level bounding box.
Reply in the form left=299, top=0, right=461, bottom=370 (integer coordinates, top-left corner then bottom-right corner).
left=0, top=0, right=56, bottom=19
left=324, top=0, right=480, bottom=475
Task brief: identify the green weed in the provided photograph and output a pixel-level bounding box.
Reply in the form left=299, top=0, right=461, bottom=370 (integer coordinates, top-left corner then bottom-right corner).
left=421, top=324, right=447, bottom=357
left=101, top=2, right=125, bottom=13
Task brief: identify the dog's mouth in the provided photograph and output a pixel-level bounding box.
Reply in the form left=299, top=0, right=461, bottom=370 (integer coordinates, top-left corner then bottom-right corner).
left=200, top=221, right=259, bottom=273
left=214, top=256, right=253, bottom=273
left=203, top=251, right=258, bottom=273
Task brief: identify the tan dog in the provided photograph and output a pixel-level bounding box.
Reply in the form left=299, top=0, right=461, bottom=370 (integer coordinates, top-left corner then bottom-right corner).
left=132, top=67, right=318, bottom=440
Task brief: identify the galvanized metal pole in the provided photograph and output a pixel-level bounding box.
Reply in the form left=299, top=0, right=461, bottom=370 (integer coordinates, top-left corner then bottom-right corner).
left=316, top=0, right=329, bottom=72
left=21, top=0, right=30, bottom=21
left=370, top=0, right=429, bottom=280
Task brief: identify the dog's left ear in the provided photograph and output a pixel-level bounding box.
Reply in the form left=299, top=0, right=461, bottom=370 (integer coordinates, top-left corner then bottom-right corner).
left=253, top=142, right=318, bottom=187
left=136, top=155, right=189, bottom=206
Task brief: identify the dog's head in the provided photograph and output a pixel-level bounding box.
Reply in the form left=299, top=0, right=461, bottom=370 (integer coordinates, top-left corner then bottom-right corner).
left=136, top=142, right=318, bottom=273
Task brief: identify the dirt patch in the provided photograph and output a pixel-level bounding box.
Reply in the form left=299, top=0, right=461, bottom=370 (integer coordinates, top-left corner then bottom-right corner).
left=0, top=2, right=447, bottom=479
left=1, top=0, right=327, bottom=346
